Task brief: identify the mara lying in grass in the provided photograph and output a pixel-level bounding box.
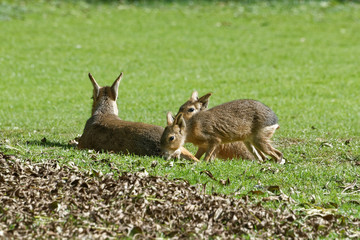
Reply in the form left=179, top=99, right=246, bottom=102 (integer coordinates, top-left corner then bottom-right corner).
left=78, top=72, right=198, bottom=162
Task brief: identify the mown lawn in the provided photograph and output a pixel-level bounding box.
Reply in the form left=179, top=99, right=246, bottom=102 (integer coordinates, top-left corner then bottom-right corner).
left=1, top=0, right=359, bottom=235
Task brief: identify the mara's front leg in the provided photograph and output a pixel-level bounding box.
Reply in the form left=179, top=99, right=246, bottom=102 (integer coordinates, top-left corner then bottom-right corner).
left=180, top=147, right=200, bottom=162
left=195, top=147, right=207, bottom=160
left=203, top=140, right=220, bottom=162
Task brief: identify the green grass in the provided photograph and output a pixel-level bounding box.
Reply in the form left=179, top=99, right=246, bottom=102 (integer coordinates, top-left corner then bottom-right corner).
left=1, top=0, right=360, bottom=228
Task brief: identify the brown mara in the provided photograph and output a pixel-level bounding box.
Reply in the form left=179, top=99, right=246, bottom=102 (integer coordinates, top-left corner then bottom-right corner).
left=77, top=72, right=198, bottom=162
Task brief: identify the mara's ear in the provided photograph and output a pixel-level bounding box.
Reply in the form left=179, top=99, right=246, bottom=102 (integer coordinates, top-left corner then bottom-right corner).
left=89, top=73, right=100, bottom=98
left=174, top=113, right=186, bottom=132
left=190, top=91, right=198, bottom=102
left=198, top=93, right=212, bottom=110
left=111, top=72, right=123, bottom=100
left=166, top=112, right=174, bottom=126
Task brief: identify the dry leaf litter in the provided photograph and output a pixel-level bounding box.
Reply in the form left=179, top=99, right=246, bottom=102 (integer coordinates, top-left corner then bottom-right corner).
left=0, top=152, right=359, bottom=239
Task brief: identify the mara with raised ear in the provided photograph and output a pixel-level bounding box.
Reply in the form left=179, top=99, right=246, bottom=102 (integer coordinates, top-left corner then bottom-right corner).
left=77, top=73, right=198, bottom=162
left=176, top=91, right=256, bottom=160
left=161, top=96, right=282, bottom=162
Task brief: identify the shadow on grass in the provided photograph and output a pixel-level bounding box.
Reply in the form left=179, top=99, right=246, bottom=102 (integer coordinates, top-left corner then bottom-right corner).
left=25, top=139, right=73, bottom=150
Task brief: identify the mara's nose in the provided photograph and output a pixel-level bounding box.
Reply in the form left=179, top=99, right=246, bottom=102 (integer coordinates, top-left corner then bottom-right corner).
left=161, top=151, right=171, bottom=160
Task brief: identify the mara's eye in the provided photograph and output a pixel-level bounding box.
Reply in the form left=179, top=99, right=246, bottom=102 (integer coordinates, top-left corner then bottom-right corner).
left=188, top=108, right=195, bottom=112
left=169, top=136, right=175, bottom=141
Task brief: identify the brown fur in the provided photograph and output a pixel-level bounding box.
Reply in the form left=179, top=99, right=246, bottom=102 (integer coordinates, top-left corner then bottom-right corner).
left=177, top=91, right=255, bottom=160
left=78, top=73, right=198, bottom=162
left=161, top=95, right=282, bottom=162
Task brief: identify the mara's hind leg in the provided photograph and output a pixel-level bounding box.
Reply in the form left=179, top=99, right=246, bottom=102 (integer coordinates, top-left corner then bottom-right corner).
left=272, top=148, right=283, bottom=160
left=254, top=124, right=283, bottom=162
left=244, top=141, right=266, bottom=161
left=252, top=144, right=267, bottom=160
left=253, top=140, right=282, bottom=162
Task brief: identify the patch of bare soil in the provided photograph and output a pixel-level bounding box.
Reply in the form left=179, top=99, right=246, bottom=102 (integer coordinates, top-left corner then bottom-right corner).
left=0, top=152, right=359, bottom=239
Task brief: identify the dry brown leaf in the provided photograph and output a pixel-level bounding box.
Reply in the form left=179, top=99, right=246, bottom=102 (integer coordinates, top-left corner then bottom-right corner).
left=200, top=170, right=216, bottom=181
